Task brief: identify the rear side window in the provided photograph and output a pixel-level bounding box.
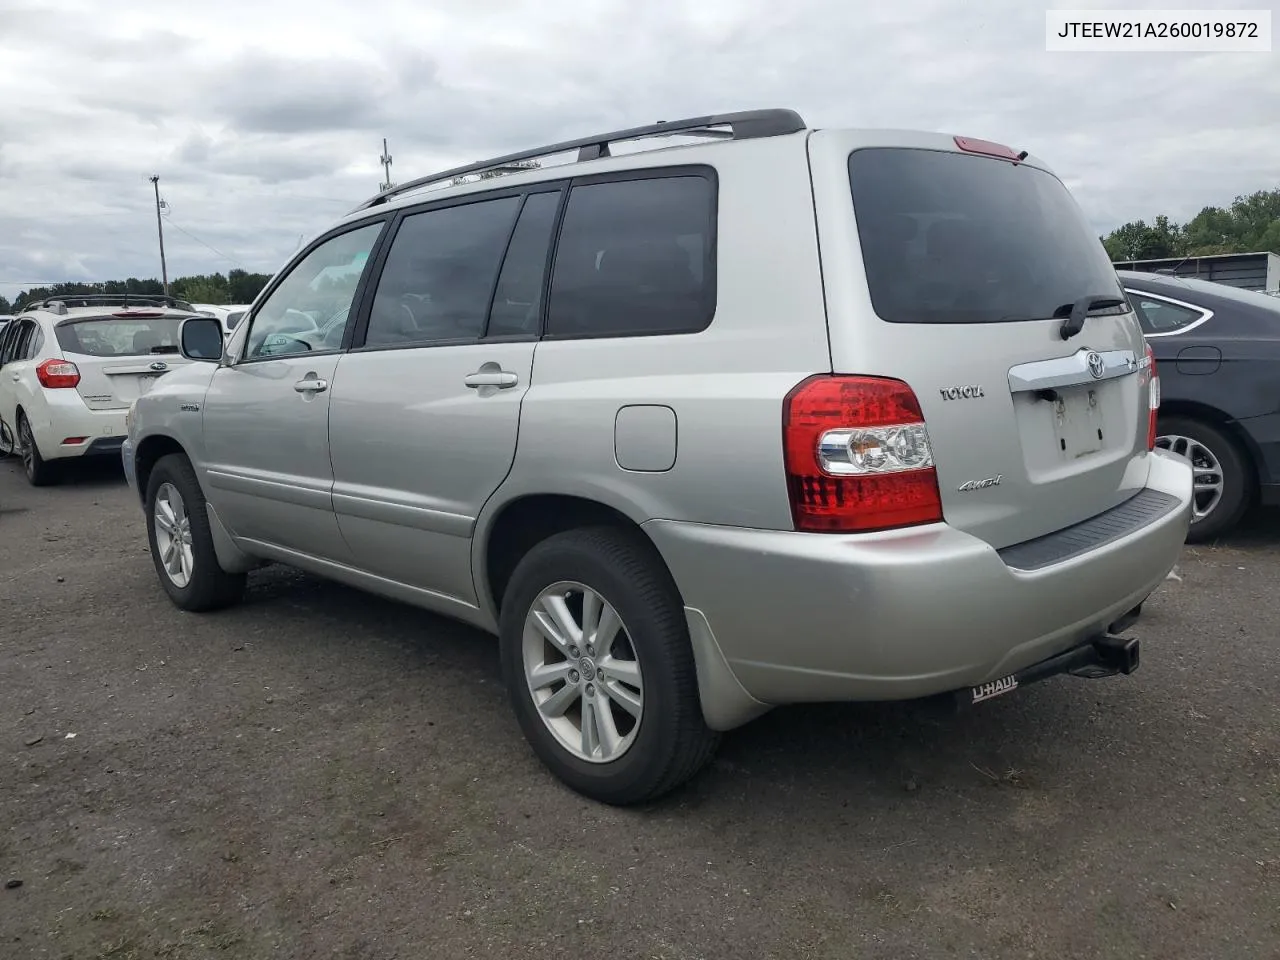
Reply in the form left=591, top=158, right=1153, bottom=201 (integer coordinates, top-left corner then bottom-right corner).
left=848, top=148, right=1125, bottom=325
left=547, top=174, right=715, bottom=338
left=1127, top=293, right=1209, bottom=335
left=56, top=316, right=183, bottom=357
left=486, top=191, right=561, bottom=338
left=365, top=196, right=521, bottom=347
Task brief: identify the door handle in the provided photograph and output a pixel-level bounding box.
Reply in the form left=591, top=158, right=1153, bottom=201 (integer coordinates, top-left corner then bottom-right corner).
left=464, top=370, right=518, bottom=389
left=9, top=373, right=18, bottom=382
left=294, top=378, right=329, bottom=393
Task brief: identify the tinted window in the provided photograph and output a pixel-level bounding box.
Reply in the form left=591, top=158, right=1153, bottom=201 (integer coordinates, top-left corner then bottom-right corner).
left=1128, top=294, right=1206, bottom=334
left=0, top=321, right=19, bottom=366
left=487, top=191, right=561, bottom=338
left=365, top=196, right=521, bottom=347
left=246, top=222, right=384, bottom=360
left=13, top=320, right=36, bottom=361
left=848, top=149, right=1125, bottom=325
left=547, top=175, right=715, bottom=338
left=56, top=316, right=182, bottom=357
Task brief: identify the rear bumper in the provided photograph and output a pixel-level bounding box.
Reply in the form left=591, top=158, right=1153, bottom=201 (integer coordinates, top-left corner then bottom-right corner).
left=643, top=449, right=1192, bottom=714
left=27, top=394, right=128, bottom=462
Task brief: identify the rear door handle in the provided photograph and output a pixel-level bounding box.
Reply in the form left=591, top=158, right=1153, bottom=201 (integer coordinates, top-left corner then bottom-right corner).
left=294, top=378, right=329, bottom=393
left=464, top=370, right=518, bottom=389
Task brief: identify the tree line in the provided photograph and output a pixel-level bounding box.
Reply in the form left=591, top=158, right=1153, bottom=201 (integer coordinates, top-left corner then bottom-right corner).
left=1100, top=188, right=1280, bottom=262
left=4, top=184, right=1274, bottom=315
left=0, top=269, right=272, bottom=315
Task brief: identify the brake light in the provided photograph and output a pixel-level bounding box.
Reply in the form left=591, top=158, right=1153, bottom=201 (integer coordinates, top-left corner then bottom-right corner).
left=782, top=375, right=944, bottom=533
left=954, top=136, right=1026, bottom=163
left=1144, top=344, right=1160, bottom=450
left=113, top=309, right=165, bottom=318
left=36, top=358, right=81, bottom=389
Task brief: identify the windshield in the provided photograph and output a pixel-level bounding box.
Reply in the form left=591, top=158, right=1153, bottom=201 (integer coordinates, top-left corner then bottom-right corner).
left=55, top=316, right=184, bottom=356
left=848, top=148, right=1125, bottom=325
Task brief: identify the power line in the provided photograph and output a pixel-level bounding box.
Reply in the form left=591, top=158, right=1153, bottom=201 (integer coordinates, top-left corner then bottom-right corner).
left=161, top=217, right=244, bottom=267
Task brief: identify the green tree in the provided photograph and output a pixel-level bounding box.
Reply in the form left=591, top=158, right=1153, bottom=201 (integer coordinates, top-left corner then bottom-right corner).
left=1102, top=187, right=1280, bottom=262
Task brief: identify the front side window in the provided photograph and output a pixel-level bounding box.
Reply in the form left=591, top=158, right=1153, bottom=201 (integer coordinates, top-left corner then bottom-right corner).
left=364, top=196, right=521, bottom=347
left=245, top=222, right=385, bottom=360
left=546, top=175, right=716, bottom=339
left=1127, top=293, right=1209, bottom=335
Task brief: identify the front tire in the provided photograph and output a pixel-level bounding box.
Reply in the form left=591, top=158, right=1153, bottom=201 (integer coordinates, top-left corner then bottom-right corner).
left=499, top=526, right=719, bottom=805
left=1156, top=416, right=1252, bottom=543
left=145, top=453, right=246, bottom=611
left=17, top=414, right=58, bottom=487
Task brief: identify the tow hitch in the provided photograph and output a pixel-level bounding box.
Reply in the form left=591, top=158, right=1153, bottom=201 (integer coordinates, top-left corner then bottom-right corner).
left=956, top=605, right=1144, bottom=709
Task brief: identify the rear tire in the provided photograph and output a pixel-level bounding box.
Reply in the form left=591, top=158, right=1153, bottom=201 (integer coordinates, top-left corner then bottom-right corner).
left=145, top=453, right=246, bottom=611
left=17, top=413, right=58, bottom=487
left=499, top=526, right=719, bottom=805
left=1156, top=416, right=1252, bottom=543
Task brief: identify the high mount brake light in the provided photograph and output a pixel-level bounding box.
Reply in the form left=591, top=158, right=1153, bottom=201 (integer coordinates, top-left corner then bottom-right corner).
left=782, top=375, right=944, bottom=533
left=954, top=136, right=1026, bottom=163
left=36, top=358, right=81, bottom=389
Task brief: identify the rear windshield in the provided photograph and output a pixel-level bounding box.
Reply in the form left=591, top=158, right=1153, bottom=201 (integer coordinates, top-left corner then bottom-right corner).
left=55, top=316, right=183, bottom=357
left=848, top=148, right=1125, bottom=325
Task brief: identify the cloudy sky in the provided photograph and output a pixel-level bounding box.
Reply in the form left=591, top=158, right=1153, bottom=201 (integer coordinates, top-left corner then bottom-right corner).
left=1, top=0, right=1276, bottom=305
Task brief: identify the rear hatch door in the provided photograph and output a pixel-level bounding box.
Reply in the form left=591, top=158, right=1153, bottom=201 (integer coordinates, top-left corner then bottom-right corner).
left=55, top=311, right=193, bottom=410
left=808, top=131, right=1155, bottom=550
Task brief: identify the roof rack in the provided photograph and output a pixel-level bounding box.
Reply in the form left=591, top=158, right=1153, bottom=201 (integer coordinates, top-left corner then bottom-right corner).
left=19, top=293, right=195, bottom=315
left=353, top=108, right=807, bottom=212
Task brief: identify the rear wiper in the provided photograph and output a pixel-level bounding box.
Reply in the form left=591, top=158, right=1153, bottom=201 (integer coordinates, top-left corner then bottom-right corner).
left=1056, top=295, right=1126, bottom=340
left=149, top=345, right=179, bottom=354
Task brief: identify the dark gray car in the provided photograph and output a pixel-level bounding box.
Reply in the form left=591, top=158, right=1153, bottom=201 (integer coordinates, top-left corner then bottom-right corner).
left=1119, top=269, right=1280, bottom=540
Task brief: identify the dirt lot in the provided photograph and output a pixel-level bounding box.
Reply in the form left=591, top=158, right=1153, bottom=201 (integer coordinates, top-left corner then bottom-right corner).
left=1, top=455, right=1278, bottom=960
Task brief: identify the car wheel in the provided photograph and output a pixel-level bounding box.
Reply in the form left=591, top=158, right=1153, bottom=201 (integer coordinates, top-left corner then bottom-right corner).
left=1156, top=416, right=1252, bottom=543
left=499, top=526, right=719, bottom=805
left=145, top=453, right=247, bottom=611
left=17, top=413, right=58, bottom=487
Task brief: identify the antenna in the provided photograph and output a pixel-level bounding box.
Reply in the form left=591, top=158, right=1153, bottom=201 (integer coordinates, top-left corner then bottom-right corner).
left=379, top=138, right=395, bottom=193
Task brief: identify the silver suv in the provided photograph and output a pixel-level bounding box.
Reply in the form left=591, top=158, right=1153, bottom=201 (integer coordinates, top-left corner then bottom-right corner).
left=123, top=109, right=1193, bottom=804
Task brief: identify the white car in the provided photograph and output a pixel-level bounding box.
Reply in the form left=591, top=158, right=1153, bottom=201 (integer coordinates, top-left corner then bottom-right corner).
left=189, top=303, right=254, bottom=335
left=0, top=295, right=205, bottom=485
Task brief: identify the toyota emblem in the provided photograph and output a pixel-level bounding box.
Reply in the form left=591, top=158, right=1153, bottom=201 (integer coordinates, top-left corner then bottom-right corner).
left=149, top=361, right=168, bottom=372
left=1085, top=352, right=1105, bottom=379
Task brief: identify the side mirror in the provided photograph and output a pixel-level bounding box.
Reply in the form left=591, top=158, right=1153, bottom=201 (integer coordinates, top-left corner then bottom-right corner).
left=180, top=317, right=225, bottom=362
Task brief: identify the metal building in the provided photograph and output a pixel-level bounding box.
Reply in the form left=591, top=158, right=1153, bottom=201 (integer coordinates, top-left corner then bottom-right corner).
left=1112, top=251, right=1280, bottom=293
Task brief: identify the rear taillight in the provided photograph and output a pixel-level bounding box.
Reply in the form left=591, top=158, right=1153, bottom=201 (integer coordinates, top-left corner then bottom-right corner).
left=782, top=375, right=944, bottom=533
left=1144, top=344, right=1160, bottom=450
left=36, top=358, right=80, bottom=389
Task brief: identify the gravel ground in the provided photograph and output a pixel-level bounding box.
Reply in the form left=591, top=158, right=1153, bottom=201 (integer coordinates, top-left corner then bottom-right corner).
left=1, top=455, right=1278, bottom=960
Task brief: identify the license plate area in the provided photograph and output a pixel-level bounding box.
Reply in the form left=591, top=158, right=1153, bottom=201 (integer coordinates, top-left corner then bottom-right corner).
left=1051, top=384, right=1108, bottom=461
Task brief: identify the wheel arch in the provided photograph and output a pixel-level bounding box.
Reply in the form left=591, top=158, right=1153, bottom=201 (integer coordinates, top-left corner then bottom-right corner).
left=1158, top=399, right=1263, bottom=497
left=473, top=488, right=770, bottom=733
left=133, top=433, right=190, bottom=505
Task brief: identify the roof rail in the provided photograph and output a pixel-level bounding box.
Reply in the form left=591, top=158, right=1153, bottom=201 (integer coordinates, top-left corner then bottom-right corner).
left=352, top=108, right=807, bottom=212
left=19, top=293, right=195, bottom=314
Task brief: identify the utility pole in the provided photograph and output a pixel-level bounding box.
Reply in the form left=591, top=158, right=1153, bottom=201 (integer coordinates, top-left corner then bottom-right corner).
left=379, top=138, right=394, bottom=193
left=149, top=175, right=169, bottom=297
